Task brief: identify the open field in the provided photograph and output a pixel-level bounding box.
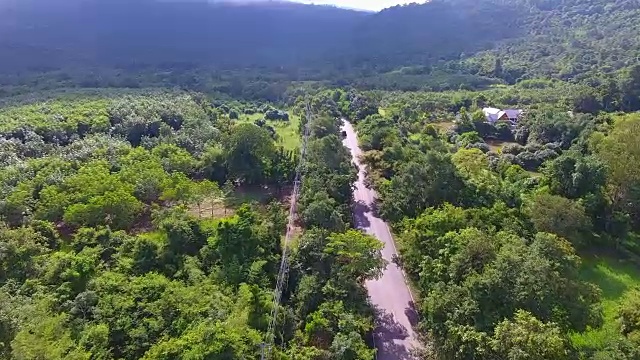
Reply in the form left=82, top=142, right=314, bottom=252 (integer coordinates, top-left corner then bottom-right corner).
left=188, top=185, right=292, bottom=219
left=237, top=112, right=301, bottom=151
left=485, top=139, right=518, bottom=153
left=432, top=121, right=455, bottom=133
left=238, top=113, right=263, bottom=123
left=571, top=255, right=640, bottom=350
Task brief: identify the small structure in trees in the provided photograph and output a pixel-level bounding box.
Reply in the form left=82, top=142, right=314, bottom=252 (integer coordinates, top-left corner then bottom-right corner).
left=482, top=107, right=523, bottom=126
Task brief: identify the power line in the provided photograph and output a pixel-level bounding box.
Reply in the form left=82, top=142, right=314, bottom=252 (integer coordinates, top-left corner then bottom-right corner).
left=261, top=102, right=313, bottom=360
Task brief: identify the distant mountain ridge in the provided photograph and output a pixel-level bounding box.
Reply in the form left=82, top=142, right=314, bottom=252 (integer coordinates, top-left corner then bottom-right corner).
left=0, top=0, right=513, bottom=73
left=0, top=0, right=638, bottom=86
left=0, top=0, right=365, bottom=71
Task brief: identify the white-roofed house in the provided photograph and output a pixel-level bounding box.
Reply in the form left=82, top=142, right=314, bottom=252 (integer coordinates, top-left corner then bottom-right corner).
left=482, top=107, right=508, bottom=124
left=483, top=107, right=523, bottom=126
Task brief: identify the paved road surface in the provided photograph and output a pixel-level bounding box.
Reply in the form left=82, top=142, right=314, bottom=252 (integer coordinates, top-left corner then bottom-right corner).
left=341, top=119, right=419, bottom=360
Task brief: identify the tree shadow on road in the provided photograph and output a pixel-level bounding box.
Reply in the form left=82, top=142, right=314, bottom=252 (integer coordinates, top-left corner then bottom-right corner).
left=353, top=200, right=372, bottom=229
left=373, top=307, right=416, bottom=360
left=405, top=301, right=420, bottom=327
left=369, top=198, right=384, bottom=218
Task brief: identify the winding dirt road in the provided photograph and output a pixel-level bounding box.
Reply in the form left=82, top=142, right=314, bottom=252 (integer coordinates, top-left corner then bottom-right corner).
left=341, top=119, right=419, bottom=360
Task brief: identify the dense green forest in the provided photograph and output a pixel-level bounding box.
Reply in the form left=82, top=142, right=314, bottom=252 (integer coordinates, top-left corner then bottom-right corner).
left=1, top=0, right=640, bottom=359
left=0, top=91, right=390, bottom=359
left=3, top=86, right=639, bottom=359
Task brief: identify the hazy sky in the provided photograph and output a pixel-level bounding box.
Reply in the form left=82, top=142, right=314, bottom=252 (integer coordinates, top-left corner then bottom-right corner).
left=293, top=0, right=419, bottom=11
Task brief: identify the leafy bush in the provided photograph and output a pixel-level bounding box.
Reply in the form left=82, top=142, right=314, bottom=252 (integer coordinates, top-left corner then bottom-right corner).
left=516, top=151, right=541, bottom=171
left=265, top=109, right=289, bottom=121
left=502, top=143, right=524, bottom=155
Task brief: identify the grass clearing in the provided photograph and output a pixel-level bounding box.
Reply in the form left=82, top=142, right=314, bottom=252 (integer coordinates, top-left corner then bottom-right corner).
left=571, top=255, right=640, bottom=350
left=271, top=113, right=301, bottom=151
left=432, top=121, right=455, bottom=133
left=189, top=185, right=292, bottom=219
left=485, top=139, right=518, bottom=153
left=238, top=113, right=264, bottom=123
left=236, top=111, right=300, bottom=151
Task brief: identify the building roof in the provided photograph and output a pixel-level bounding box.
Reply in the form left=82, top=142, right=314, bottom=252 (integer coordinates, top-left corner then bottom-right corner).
left=504, top=109, right=523, bottom=119
left=483, top=107, right=502, bottom=115
left=483, top=107, right=523, bottom=124
left=483, top=107, right=502, bottom=122
left=483, top=107, right=511, bottom=123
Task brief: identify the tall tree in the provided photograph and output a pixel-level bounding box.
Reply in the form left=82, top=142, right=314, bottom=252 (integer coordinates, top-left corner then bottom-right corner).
left=224, top=124, right=276, bottom=185
left=525, top=193, right=592, bottom=248
left=595, top=115, right=640, bottom=230
left=324, top=230, right=385, bottom=283
left=379, top=151, right=465, bottom=221
left=542, top=151, right=606, bottom=200
left=490, top=310, right=570, bottom=360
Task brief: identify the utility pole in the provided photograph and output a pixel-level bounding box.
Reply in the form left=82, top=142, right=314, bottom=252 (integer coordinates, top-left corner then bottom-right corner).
left=261, top=102, right=313, bottom=360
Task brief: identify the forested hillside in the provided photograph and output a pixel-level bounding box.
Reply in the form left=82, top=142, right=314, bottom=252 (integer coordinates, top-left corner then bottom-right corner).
left=1, top=0, right=639, bottom=96
left=462, top=0, right=640, bottom=82
left=0, top=0, right=362, bottom=71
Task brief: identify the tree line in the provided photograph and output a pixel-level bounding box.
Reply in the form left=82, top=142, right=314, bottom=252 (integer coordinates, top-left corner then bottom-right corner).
left=265, top=92, right=386, bottom=359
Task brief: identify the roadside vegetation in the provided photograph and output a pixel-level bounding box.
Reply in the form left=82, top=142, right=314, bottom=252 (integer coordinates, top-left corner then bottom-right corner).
left=1, top=79, right=639, bottom=360
left=0, top=89, right=391, bottom=359
left=0, top=91, right=301, bottom=358
left=348, top=85, right=640, bottom=359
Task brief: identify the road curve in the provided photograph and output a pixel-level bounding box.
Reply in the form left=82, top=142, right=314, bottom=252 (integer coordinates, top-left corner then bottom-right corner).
left=341, top=119, right=419, bottom=360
